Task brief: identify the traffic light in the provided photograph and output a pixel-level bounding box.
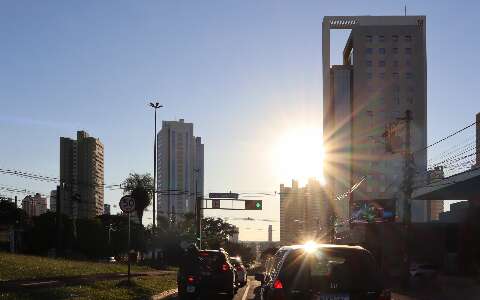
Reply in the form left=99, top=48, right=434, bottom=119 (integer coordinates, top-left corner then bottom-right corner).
left=245, top=200, right=262, bottom=210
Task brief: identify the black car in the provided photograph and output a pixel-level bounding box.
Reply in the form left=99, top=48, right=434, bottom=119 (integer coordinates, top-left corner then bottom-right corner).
left=178, top=249, right=236, bottom=299
left=256, top=244, right=391, bottom=300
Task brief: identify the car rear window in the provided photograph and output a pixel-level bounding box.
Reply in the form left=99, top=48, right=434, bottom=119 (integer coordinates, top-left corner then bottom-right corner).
left=279, top=248, right=382, bottom=292
left=199, top=251, right=226, bottom=268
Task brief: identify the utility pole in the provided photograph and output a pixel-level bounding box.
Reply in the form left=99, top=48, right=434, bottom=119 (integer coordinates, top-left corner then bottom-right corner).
left=401, top=109, right=413, bottom=286
left=56, top=183, right=63, bottom=257
left=194, top=168, right=201, bottom=248
left=149, top=102, right=163, bottom=232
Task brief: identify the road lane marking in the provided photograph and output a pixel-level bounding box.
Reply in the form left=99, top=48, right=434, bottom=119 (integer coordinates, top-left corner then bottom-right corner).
left=241, top=282, right=250, bottom=300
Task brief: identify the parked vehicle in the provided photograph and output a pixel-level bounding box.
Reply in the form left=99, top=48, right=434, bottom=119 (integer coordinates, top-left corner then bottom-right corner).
left=230, top=256, right=247, bottom=287
left=256, top=243, right=391, bottom=300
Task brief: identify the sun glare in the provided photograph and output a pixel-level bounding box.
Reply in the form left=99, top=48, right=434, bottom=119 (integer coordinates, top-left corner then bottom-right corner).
left=273, top=127, right=325, bottom=186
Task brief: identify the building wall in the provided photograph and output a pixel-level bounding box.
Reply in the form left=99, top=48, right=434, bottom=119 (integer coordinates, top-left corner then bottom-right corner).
left=323, top=16, right=428, bottom=224
left=157, top=119, right=204, bottom=223
left=22, top=193, right=47, bottom=217
left=60, top=131, right=104, bottom=219
left=280, top=179, right=329, bottom=245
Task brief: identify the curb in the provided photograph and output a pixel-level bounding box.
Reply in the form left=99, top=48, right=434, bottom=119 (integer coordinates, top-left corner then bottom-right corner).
left=151, top=288, right=178, bottom=300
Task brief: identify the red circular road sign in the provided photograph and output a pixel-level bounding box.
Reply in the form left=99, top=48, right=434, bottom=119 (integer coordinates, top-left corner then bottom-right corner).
left=119, top=196, right=136, bottom=213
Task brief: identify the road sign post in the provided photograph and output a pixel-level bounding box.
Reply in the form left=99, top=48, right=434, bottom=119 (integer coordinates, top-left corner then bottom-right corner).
left=245, top=200, right=262, bottom=210
left=119, top=196, right=135, bottom=283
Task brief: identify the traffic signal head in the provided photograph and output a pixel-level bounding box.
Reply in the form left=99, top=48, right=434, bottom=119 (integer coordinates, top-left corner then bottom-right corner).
left=245, top=200, right=262, bottom=210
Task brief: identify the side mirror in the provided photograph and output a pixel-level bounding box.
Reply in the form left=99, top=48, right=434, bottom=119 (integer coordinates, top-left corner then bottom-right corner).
left=255, top=273, right=265, bottom=283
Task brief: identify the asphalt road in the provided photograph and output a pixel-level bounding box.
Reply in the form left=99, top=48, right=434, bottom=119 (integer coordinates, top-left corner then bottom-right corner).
left=170, top=277, right=260, bottom=300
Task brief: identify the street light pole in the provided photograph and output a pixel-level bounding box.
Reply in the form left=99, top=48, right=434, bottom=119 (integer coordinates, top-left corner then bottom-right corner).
left=149, top=102, right=163, bottom=232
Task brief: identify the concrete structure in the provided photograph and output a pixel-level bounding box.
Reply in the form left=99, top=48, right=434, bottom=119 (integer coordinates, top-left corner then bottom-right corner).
left=439, top=201, right=468, bottom=223
left=22, top=193, right=47, bottom=217
left=49, top=190, right=57, bottom=211
left=60, top=131, right=104, bottom=219
left=280, top=179, right=330, bottom=245
left=104, top=203, right=111, bottom=215
left=426, top=166, right=445, bottom=221
left=157, top=119, right=204, bottom=223
left=322, top=16, right=428, bottom=224
left=268, top=225, right=273, bottom=243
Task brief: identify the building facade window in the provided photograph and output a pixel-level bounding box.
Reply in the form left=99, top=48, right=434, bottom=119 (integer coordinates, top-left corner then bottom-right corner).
left=392, top=35, right=399, bottom=42
left=392, top=47, right=399, bottom=54
left=366, top=35, right=373, bottom=43
left=406, top=72, right=414, bottom=79
left=366, top=60, right=372, bottom=67
left=378, top=60, right=386, bottom=67
left=366, top=48, right=373, bottom=55
left=367, top=72, right=373, bottom=79
left=378, top=35, right=385, bottom=42
left=404, top=35, right=412, bottom=42
left=392, top=72, right=400, bottom=79
left=379, top=48, right=386, bottom=55
left=379, top=72, right=385, bottom=79
left=405, top=48, right=412, bottom=55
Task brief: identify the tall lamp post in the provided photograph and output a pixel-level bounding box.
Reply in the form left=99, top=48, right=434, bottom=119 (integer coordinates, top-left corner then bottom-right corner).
left=149, top=102, right=163, bottom=232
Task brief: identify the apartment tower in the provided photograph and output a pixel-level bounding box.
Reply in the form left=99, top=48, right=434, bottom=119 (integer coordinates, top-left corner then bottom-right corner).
left=157, top=119, right=204, bottom=223
left=60, top=131, right=104, bottom=219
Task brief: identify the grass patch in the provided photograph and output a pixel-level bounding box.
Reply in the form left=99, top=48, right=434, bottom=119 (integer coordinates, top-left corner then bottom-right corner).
left=0, top=252, right=155, bottom=281
left=0, top=274, right=177, bottom=300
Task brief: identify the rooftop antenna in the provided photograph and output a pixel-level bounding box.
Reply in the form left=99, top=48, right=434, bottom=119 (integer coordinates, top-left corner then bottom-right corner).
left=404, top=4, right=407, bottom=16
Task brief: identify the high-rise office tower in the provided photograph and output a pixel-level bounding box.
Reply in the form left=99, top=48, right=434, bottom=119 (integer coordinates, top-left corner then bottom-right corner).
left=322, top=16, right=427, bottom=225
left=22, top=193, right=47, bottom=217
left=157, top=119, right=204, bottom=223
left=60, top=131, right=104, bottom=219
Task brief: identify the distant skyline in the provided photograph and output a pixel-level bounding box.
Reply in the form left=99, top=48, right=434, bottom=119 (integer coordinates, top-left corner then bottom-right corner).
left=1, top=1, right=480, bottom=241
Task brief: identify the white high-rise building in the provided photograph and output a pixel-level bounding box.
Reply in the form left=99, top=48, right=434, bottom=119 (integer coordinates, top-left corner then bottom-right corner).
left=157, top=119, right=204, bottom=223
left=322, top=16, right=428, bottom=225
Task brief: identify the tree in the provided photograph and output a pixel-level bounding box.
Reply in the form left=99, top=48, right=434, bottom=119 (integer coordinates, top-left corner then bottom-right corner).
left=201, top=217, right=236, bottom=249
left=122, top=173, right=154, bottom=225
left=224, top=242, right=255, bottom=267
left=0, top=200, right=26, bottom=226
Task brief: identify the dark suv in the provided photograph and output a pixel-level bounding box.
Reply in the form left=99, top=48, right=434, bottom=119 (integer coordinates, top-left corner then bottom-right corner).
left=256, top=244, right=390, bottom=300
left=178, top=249, right=236, bottom=299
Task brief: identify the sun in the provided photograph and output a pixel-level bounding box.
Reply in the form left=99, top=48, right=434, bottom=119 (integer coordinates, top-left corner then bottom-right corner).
left=273, top=127, right=325, bottom=186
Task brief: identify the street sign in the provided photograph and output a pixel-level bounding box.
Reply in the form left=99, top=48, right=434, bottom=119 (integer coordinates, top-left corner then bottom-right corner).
left=119, top=196, right=136, bottom=213
left=212, top=199, right=221, bottom=209
left=245, top=200, right=262, bottom=210
left=209, top=193, right=239, bottom=199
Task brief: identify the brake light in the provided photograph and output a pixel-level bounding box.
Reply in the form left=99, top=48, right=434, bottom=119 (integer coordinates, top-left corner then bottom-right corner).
left=187, top=275, right=195, bottom=284
left=221, top=263, right=229, bottom=271
left=273, top=279, right=283, bottom=289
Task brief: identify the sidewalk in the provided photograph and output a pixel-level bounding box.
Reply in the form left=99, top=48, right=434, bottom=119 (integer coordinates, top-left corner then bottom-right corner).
left=392, top=275, right=480, bottom=300
left=0, top=270, right=175, bottom=291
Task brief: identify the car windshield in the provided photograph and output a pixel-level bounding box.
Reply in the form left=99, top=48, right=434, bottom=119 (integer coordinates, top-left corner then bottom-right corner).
left=279, top=248, right=382, bottom=292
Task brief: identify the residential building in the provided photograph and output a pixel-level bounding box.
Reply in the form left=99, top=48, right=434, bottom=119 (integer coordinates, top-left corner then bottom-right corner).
left=60, top=131, right=104, bottom=219
left=439, top=201, right=469, bottom=223
left=280, top=179, right=330, bottom=245
left=157, top=119, right=204, bottom=223
left=104, top=204, right=111, bottom=215
left=427, top=166, right=445, bottom=221
left=22, top=193, right=47, bottom=217
left=322, top=16, right=428, bottom=225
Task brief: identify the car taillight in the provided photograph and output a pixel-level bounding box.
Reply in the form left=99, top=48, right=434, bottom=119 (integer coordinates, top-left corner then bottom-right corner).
left=273, top=279, right=283, bottom=289
left=378, top=289, right=391, bottom=300
left=187, top=275, right=195, bottom=284
left=221, top=263, right=229, bottom=271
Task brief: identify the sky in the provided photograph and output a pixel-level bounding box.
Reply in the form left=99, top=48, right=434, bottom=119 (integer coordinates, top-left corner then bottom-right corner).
left=1, top=0, right=480, bottom=241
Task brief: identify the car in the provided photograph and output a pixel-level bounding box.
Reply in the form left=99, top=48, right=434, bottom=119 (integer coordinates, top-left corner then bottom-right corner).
left=256, top=243, right=391, bottom=300
left=189, top=249, right=236, bottom=299
left=230, top=256, right=247, bottom=287
left=410, top=263, right=438, bottom=278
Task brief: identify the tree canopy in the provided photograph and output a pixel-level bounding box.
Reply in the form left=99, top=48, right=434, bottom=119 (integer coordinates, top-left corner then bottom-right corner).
left=122, top=173, right=154, bottom=225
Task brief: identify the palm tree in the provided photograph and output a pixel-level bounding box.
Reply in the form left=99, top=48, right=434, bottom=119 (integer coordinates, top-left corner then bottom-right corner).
left=122, top=173, right=154, bottom=226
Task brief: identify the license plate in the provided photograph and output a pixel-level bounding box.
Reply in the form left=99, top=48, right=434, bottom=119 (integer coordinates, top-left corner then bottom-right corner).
left=315, top=294, right=349, bottom=300
left=186, top=285, right=196, bottom=293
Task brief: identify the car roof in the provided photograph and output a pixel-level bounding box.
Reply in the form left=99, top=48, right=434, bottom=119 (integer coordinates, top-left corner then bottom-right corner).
left=278, top=243, right=368, bottom=253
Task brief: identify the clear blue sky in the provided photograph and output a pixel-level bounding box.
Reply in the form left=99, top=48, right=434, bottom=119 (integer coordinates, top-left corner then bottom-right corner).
left=1, top=0, right=479, bottom=241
